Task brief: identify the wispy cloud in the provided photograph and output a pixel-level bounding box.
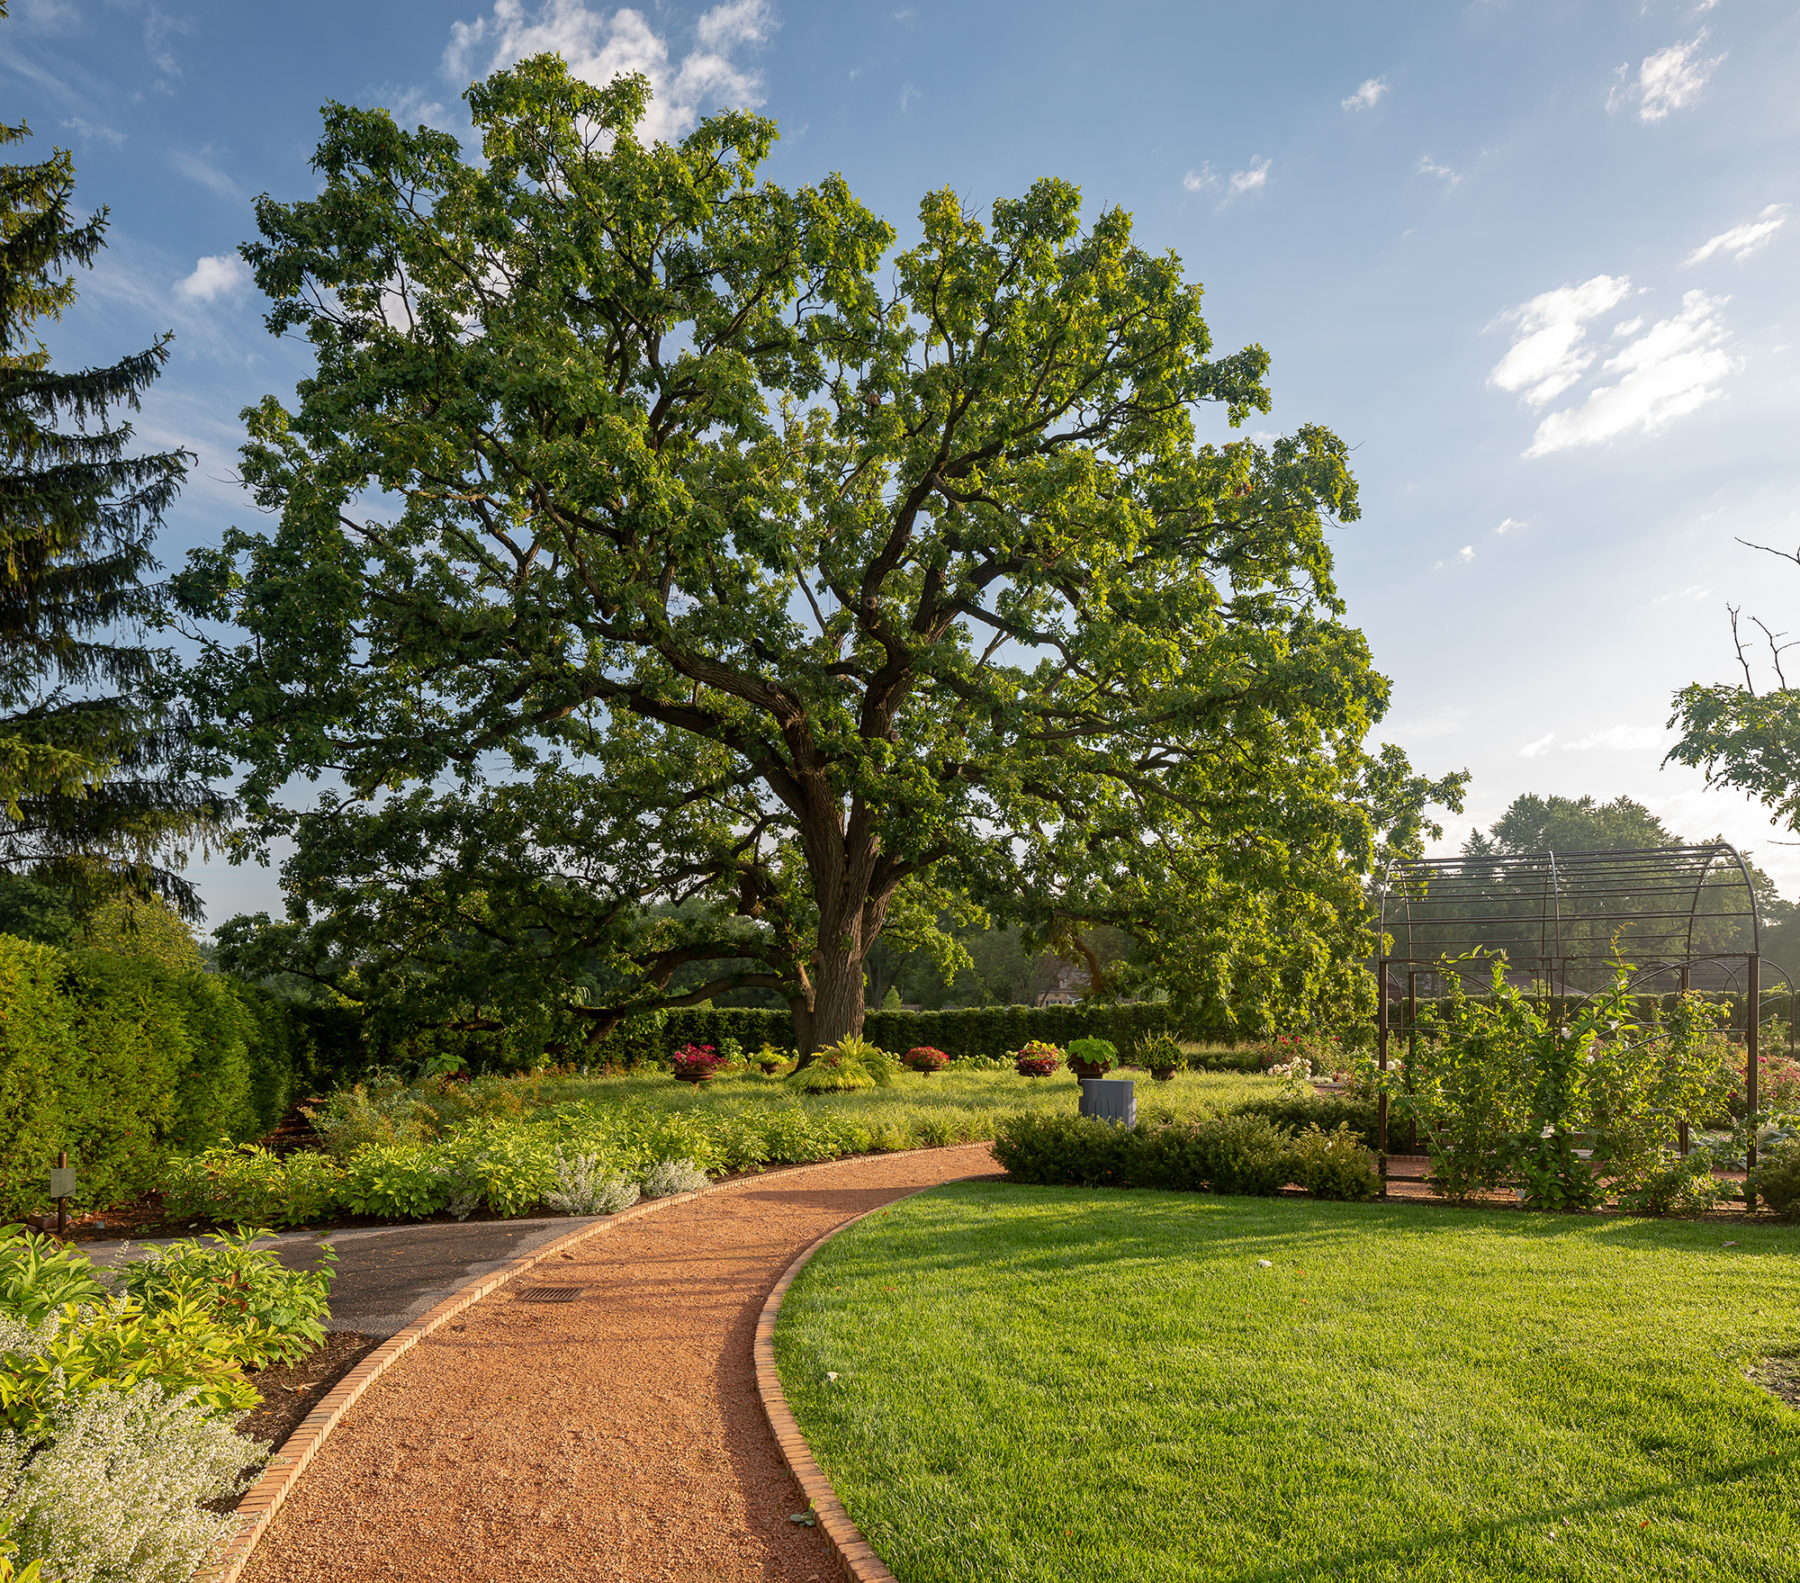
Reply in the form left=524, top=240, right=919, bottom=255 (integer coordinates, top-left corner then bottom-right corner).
left=1686, top=204, right=1787, bottom=265
left=1524, top=290, right=1740, bottom=457
left=1519, top=732, right=1556, bottom=759
left=1342, top=77, right=1387, bottom=112
left=1417, top=155, right=1461, bottom=187
left=1653, top=583, right=1714, bottom=606
left=1432, top=545, right=1475, bottom=570
left=1489, top=275, right=1634, bottom=407
left=444, top=0, right=774, bottom=144
left=175, top=254, right=252, bottom=302
left=143, top=5, right=190, bottom=79
left=1608, top=30, right=1725, bottom=122
left=62, top=116, right=124, bottom=147
left=167, top=147, right=241, bottom=201
left=1182, top=165, right=1216, bottom=193
left=1495, top=517, right=1525, bottom=535
left=899, top=82, right=920, bottom=112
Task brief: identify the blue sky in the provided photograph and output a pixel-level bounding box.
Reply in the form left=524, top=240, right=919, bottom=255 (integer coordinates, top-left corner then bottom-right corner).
left=6, top=0, right=1799, bottom=921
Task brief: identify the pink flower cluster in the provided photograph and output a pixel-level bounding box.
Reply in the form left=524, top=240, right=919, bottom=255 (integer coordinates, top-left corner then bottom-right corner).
left=670, top=1043, right=725, bottom=1078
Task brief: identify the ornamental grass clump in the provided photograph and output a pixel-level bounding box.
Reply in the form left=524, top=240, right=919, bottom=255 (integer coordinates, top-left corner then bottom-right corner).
left=786, top=1038, right=895, bottom=1094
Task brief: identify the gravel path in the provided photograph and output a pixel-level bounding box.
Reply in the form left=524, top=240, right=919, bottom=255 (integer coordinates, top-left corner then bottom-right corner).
left=240, top=1143, right=997, bottom=1583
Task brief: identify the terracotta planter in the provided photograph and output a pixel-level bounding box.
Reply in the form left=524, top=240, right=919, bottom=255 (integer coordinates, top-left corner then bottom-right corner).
left=1068, top=1061, right=1114, bottom=1081
left=673, top=1068, right=720, bottom=1083
left=1149, top=1067, right=1177, bottom=1082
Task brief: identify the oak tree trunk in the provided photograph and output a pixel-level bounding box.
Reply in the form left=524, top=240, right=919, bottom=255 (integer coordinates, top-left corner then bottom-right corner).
left=795, top=939, right=867, bottom=1059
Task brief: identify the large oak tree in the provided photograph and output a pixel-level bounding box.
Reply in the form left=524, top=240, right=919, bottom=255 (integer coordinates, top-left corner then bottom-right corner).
left=178, top=59, right=1460, bottom=1058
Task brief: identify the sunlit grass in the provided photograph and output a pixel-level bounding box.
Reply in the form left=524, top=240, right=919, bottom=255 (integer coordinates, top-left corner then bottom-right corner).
left=776, top=1183, right=1800, bottom=1583
left=529, top=1065, right=1273, bottom=1136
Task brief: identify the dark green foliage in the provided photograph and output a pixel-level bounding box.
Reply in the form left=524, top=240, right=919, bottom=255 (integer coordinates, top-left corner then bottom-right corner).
left=991, top=1111, right=1295, bottom=1196
left=0, top=933, right=298, bottom=1216
left=1748, top=1143, right=1800, bottom=1220
left=1284, top=1124, right=1380, bottom=1201
left=0, top=83, right=228, bottom=918
left=1233, top=1091, right=1381, bottom=1150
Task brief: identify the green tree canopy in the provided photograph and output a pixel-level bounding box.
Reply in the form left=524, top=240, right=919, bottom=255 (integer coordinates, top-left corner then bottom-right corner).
left=0, top=2, right=229, bottom=920
left=179, top=59, right=1461, bottom=1058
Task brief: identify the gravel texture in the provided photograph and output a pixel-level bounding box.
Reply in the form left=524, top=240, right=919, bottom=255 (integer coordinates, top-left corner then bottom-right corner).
left=240, top=1143, right=996, bottom=1583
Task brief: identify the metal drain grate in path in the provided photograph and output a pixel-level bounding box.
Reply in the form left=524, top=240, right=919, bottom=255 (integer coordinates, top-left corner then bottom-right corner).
left=516, top=1284, right=588, bottom=1303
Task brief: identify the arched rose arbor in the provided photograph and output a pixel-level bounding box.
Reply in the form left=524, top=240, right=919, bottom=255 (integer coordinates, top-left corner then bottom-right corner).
left=1373, top=843, right=1796, bottom=1198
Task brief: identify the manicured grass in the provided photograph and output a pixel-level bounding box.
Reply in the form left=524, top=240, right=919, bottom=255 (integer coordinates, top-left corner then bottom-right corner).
left=775, top=1184, right=1800, bottom=1582
left=528, top=1065, right=1272, bottom=1139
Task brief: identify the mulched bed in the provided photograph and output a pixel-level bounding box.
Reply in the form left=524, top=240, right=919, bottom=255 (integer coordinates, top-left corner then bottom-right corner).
left=236, top=1331, right=385, bottom=1459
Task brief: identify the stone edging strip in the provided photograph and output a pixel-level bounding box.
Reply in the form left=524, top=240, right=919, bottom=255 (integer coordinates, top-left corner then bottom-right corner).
left=197, top=1145, right=979, bottom=1583
left=755, top=1178, right=983, bottom=1583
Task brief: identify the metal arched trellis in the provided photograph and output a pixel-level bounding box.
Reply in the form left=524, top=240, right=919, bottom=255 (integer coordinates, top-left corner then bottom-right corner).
left=1373, top=843, right=1794, bottom=1197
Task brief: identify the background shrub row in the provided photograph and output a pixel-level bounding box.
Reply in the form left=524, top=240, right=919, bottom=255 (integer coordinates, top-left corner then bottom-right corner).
left=0, top=934, right=354, bottom=1217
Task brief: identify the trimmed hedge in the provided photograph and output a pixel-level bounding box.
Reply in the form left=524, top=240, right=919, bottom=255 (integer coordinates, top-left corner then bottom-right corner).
left=595, top=1003, right=1197, bottom=1067
left=0, top=934, right=307, bottom=1217
left=990, top=1110, right=1380, bottom=1199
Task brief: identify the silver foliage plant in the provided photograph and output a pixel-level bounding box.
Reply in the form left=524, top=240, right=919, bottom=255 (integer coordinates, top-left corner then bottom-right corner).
left=639, top=1158, right=710, bottom=1199
left=547, top=1152, right=641, bottom=1215
left=0, top=1382, right=265, bottom=1583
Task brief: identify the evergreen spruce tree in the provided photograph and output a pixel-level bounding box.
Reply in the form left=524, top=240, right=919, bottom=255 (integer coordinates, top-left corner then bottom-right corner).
left=0, top=1, right=228, bottom=923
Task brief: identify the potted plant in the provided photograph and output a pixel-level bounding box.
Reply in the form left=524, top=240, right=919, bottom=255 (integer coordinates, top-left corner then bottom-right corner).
left=1138, top=1032, right=1183, bottom=1082
left=1014, top=1040, right=1062, bottom=1078
left=670, top=1043, right=725, bottom=1083
left=903, top=1045, right=950, bottom=1075
left=1064, top=1036, right=1117, bottom=1081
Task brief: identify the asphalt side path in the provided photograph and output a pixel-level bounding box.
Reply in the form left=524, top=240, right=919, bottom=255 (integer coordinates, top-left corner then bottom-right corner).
left=84, top=1216, right=605, bottom=1338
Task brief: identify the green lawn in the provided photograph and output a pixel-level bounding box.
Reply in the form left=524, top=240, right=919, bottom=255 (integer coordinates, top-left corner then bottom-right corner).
left=526, top=1064, right=1272, bottom=1138
left=774, top=1184, right=1800, bottom=1582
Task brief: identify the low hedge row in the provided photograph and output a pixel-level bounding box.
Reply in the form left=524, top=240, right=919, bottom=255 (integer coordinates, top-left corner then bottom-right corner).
left=0, top=934, right=337, bottom=1218
left=990, top=1110, right=1380, bottom=1201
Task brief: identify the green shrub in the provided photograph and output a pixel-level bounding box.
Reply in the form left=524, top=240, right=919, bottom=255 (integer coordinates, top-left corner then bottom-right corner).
left=991, top=1113, right=1138, bottom=1187
left=1616, top=1154, right=1737, bottom=1217
left=159, top=1146, right=347, bottom=1229
left=1233, top=1093, right=1380, bottom=1151
left=0, top=1229, right=106, bottom=1324
left=341, top=1142, right=453, bottom=1218
left=1284, top=1125, right=1379, bottom=1202
left=1748, top=1142, right=1800, bottom=1219
left=113, top=1229, right=335, bottom=1369
left=0, top=934, right=302, bottom=1218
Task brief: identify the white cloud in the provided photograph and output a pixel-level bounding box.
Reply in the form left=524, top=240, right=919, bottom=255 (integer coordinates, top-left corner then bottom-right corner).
left=899, top=82, right=920, bottom=112
left=1495, top=517, right=1525, bottom=535
left=1519, top=732, right=1556, bottom=759
left=1612, top=316, right=1644, bottom=337
left=1417, top=155, right=1461, bottom=187
left=1228, top=157, right=1270, bottom=197
left=1524, top=290, right=1740, bottom=457
left=1342, top=78, right=1387, bottom=112
left=1431, top=545, right=1475, bottom=570
left=175, top=254, right=252, bottom=302
left=1609, top=31, right=1725, bottom=122
left=1488, top=275, right=1634, bottom=407
left=1686, top=204, right=1788, bottom=265
left=1182, top=165, right=1216, bottom=193
left=1653, top=583, right=1714, bottom=606
left=1561, top=724, right=1663, bottom=752
left=444, top=0, right=774, bottom=144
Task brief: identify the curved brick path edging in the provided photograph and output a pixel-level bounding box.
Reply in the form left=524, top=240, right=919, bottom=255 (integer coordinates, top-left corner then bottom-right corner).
left=195, top=1146, right=986, bottom=1583
left=753, top=1184, right=968, bottom=1583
